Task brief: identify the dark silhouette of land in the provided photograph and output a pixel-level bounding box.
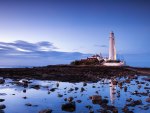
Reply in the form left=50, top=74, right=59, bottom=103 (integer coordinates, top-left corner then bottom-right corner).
left=0, top=65, right=149, bottom=82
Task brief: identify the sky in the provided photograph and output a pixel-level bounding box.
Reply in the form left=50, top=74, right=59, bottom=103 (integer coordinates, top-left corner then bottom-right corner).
left=0, top=0, right=150, bottom=67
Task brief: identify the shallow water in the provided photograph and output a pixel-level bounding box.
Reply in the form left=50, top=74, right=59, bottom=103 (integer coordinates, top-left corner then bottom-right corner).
left=0, top=75, right=150, bottom=113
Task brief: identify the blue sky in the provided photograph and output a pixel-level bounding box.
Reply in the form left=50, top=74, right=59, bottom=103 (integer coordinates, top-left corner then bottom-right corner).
left=0, top=0, right=150, bottom=67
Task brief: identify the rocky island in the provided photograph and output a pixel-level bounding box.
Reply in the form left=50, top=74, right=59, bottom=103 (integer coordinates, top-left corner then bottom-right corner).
left=0, top=65, right=150, bottom=82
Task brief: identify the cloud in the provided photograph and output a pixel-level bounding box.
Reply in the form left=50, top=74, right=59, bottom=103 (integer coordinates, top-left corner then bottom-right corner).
left=0, top=40, right=90, bottom=67
left=94, top=44, right=107, bottom=48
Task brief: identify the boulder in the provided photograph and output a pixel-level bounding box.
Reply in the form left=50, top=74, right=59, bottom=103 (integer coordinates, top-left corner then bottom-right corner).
left=39, top=109, right=52, bottom=113
left=146, top=97, right=150, bottom=103
left=0, top=99, right=5, bottom=102
left=0, top=79, right=5, bottom=84
left=0, top=105, right=6, bottom=109
left=61, top=102, right=76, bottom=112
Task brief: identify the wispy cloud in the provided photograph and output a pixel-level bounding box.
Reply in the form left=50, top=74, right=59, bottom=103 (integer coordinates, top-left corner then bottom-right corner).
left=94, top=44, right=107, bottom=48
left=0, top=40, right=90, bottom=67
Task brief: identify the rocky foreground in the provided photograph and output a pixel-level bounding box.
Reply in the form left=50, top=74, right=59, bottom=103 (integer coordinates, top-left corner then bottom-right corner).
left=0, top=65, right=149, bottom=82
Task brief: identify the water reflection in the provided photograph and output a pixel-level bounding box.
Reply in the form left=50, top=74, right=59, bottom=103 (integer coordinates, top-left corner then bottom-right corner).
left=0, top=76, right=149, bottom=113
left=109, top=79, right=116, bottom=105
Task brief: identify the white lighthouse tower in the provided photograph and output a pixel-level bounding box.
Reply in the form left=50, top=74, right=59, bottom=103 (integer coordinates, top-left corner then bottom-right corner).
left=109, top=32, right=116, bottom=60
left=103, top=32, right=124, bottom=66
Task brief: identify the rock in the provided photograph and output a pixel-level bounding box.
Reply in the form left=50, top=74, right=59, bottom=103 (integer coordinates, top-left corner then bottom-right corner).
left=64, top=98, right=67, bottom=101
left=122, top=106, right=133, bottom=113
left=25, top=103, right=32, bottom=106
left=0, top=110, right=4, bottom=113
left=102, top=99, right=109, bottom=104
left=39, top=109, right=52, bottom=113
left=142, top=78, right=150, bottom=82
left=75, top=87, right=79, bottom=90
left=56, top=83, right=59, bottom=87
left=23, top=89, right=26, bottom=93
left=90, top=95, right=102, bottom=104
left=146, top=97, right=150, bottom=103
left=0, top=79, right=5, bottom=84
left=0, top=105, right=6, bottom=109
left=61, top=102, right=76, bottom=112
left=118, top=82, right=123, bottom=88
left=76, top=100, right=82, bottom=103
left=0, top=93, right=6, bottom=96
left=126, top=98, right=132, bottom=102
left=68, top=88, right=74, bottom=92
left=30, top=85, right=40, bottom=90
left=125, top=79, right=130, bottom=83
left=83, top=82, right=87, bottom=86
left=68, top=97, right=73, bottom=102
left=23, top=96, right=27, bottom=99
left=112, top=80, right=118, bottom=85
left=85, top=105, right=92, bottom=109
left=89, top=110, right=94, bottom=113
left=0, top=99, right=5, bottom=102
left=81, top=87, right=85, bottom=92
left=124, top=86, right=127, bottom=92
left=90, top=95, right=101, bottom=101
left=58, top=94, right=63, bottom=97
left=127, top=100, right=142, bottom=107
left=50, top=88, right=57, bottom=92
left=113, top=108, right=118, bottom=113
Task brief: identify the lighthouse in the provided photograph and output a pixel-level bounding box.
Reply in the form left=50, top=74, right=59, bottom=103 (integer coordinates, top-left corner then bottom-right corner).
left=109, top=32, right=116, bottom=60
left=103, top=32, right=124, bottom=66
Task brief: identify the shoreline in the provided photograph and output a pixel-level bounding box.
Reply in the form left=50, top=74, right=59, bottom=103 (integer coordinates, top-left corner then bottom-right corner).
left=0, top=65, right=150, bottom=82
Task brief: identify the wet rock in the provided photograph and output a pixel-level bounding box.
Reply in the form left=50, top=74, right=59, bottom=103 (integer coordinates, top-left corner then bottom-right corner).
left=0, top=99, right=5, bottom=102
left=56, top=83, right=59, bottom=87
left=95, top=91, right=99, bottom=94
left=90, top=95, right=102, bottom=104
left=23, top=89, right=26, bottom=93
left=50, top=88, right=57, bottom=92
left=23, top=96, right=27, bottom=99
left=68, top=97, right=73, bottom=102
left=118, top=82, right=123, bottom=88
left=124, top=86, right=127, bottom=92
left=102, top=99, right=109, bottom=104
left=76, top=100, right=82, bottom=103
left=125, top=79, right=130, bottom=83
left=39, top=109, right=52, bottom=113
left=64, top=98, right=67, bottom=101
left=85, top=105, right=92, bottom=109
left=90, top=95, right=102, bottom=101
left=61, top=102, right=76, bottom=112
left=138, top=85, right=142, bottom=89
left=75, top=87, right=79, bottom=90
left=83, top=82, right=87, bottom=86
left=113, top=108, right=118, bottom=113
left=146, top=97, right=150, bottom=103
left=92, top=86, right=96, bottom=88
left=30, top=85, right=40, bottom=90
left=101, top=104, right=115, bottom=111
left=25, top=103, right=32, bottom=106
left=122, top=106, right=133, bottom=113
left=57, top=94, right=63, bottom=98
left=126, top=98, right=132, bottom=102
left=81, top=87, right=85, bottom=92
left=127, top=100, right=142, bottom=107
left=68, top=88, right=74, bottom=92
left=0, top=110, right=4, bottom=113
left=89, top=110, right=94, bottom=113
left=0, top=79, right=5, bottom=84
left=142, top=78, right=150, bottom=82
left=112, top=80, right=118, bottom=85
left=144, top=87, right=150, bottom=89
left=0, top=105, right=6, bottom=109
